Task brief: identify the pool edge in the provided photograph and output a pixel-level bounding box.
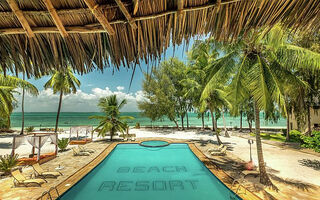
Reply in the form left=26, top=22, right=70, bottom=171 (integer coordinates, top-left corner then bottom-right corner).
left=188, top=143, right=262, bottom=200
left=38, top=140, right=261, bottom=200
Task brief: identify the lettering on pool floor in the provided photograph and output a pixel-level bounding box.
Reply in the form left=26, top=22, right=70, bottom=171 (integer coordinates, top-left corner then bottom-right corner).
left=116, top=166, right=188, bottom=173
left=98, top=180, right=198, bottom=192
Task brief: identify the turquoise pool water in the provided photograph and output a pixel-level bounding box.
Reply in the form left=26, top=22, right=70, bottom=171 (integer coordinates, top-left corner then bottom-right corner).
left=140, top=140, right=169, bottom=147
left=59, top=143, right=241, bottom=200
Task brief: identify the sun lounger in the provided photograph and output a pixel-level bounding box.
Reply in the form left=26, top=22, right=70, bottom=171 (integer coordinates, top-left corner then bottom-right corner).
left=210, top=146, right=227, bottom=156
left=78, top=145, right=95, bottom=153
left=11, top=170, right=46, bottom=187
left=72, top=148, right=90, bottom=156
left=32, top=163, right=62, bottom=178
left=208, top=144, right=224, bottom=152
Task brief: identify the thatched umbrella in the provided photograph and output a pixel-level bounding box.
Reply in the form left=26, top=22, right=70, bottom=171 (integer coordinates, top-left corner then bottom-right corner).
left=0, top=0, right=319, bottom=76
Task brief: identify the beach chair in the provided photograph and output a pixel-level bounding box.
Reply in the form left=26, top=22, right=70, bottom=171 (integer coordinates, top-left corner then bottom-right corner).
left=32, top=163, right=62, bottom=178
left=11, top=170, right=46, bottom=187
left=72, top=148, right=90, bottom=156
left=208, top=144, right=224, bottom=152
left=78, top=145, right=95, bottom=153
left=210, top=146, right=227, bottom=156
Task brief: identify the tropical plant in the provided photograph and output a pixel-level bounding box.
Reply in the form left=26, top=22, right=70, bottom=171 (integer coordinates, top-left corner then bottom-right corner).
left=200, top=84, right=230, bottom=144
left=44, top=67, right=80, bottom=133
left=202, top=25, right=320, bottom=186
left=0, top=73, right=38, bottom=129
left=301, top=131, right=320, bottom=152
left=90, top=95, right=134, bottom=141
left=19, top=73, right=39, bottom=135
left=184, top=40, right=217, bottom=129
left=0, top=154, right=19, bottom=175
left=57, top=138, right=70, bottom=151
left=135, top=122, right=140, bottom=129
left=25, top=126, right=35, bottom=133
left=289, top=130, right=304, bottom=143
left=139, top=58, right=188, bottom=129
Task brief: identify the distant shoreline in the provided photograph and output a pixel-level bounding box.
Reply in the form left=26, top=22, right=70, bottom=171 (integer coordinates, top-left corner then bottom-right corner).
left=10, top=112, right=287, bottom=130
left=10, top=125, right=286, bottom=131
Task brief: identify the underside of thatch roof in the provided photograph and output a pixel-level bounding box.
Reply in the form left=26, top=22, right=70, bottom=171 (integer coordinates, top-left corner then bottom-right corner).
left=0, top=0, right=320, bottom=76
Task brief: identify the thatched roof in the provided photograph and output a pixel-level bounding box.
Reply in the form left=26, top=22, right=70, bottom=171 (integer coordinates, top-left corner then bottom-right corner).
left=0, top=0, right=320, bottom=76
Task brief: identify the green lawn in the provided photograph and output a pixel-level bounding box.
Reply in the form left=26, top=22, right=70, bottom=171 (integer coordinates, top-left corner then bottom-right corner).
left=250, top=132, right=286, bottom=142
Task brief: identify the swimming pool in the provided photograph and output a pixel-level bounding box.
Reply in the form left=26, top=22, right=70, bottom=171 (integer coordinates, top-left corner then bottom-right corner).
left=58, top=142, right=241, bottom=200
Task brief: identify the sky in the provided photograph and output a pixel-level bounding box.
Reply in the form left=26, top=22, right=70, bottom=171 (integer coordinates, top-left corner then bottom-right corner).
left=13, top=37, right=206, bottom=112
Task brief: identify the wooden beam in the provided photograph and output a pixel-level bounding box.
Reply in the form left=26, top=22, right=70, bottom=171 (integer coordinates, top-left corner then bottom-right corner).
left=0, top=0, right=241, bottom=36
left=83, top=0, right=115, bottom=35
left=177, top=0, right=184, bottom=15
left=133, top=0, right=139, bottom=15
left=43, top=0, right=68, bottom=37
left=6, top=0, right=34, bottom=37
left=115, top=0, right=137, bottom=29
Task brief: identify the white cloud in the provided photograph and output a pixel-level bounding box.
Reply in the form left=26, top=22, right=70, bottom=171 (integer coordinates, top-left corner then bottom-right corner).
left=116, top=86, right=124, bottom=91
left=13, top=87, right=146, bottom=112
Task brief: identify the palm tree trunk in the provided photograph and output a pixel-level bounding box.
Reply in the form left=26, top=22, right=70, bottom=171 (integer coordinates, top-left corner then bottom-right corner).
left=186, top=112, right=189, bottom=129
left=214, top=116, right=218, bottom=131
left=20, top=73, right=25, bottom=135
left=210, top=109, right=215, bottom=131
left=201, top=113, right=205, bottom=130
left=55, top=90, right=63, bottom=133
left=248, top=117, right=252, bottom=132
left=286, top=113, right=290, bottom=142
left=110, top=129, right=114, bottom=141
left=7, top=115, right=11, bottom=128
left=210, top=109, right=222, bottom=145
left=307, top=105, right=312, bottom=136
left=173, top=119, right=179, bottom=129
left=181, top=115, right=184, bottom=130
left=20, top=89, right=25, bottom=134
left=240, top=110, right=243, bottom=133
left=222, top=110, right=229, bottom=137
left=254, top=101, right=272, bottom=186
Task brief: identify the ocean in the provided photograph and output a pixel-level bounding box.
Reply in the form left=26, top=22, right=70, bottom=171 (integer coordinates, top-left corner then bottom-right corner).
left=10, top=112, right=286, bottom=129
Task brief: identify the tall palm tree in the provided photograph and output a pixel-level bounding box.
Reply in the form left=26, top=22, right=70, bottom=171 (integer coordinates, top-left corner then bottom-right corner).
left=90, top=95, right=134, bottom=141
left=202, top=26, right=320, bottom=186
left=44, top=67, right=80, bottom=133
left=200, top=84, right=230, bottom=145
left=0, top=73, right=38, bottom=128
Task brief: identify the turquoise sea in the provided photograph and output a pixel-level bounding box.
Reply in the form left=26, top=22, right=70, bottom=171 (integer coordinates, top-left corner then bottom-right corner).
left=10, top=112, right=286, bottom=129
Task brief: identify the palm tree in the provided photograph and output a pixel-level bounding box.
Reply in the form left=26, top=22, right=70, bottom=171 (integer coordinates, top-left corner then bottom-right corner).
left=0, top=73, right=38, bottom=128
left=200, top=84, right=230, bottom=145
left=90, top=95, right=134, bottom=141
left=20, top=73, right=39, bottom=135
left=202, top=26, right=320, bottom=186
left=44, top=67, right=80, bottom=133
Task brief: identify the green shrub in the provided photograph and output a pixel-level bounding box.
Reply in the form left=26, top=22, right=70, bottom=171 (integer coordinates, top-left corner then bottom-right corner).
left=216, top=128, right=221, bottom=134
left=280, top=129, right=287, bottom=136
left=289, top=130, right=303, bottom=143
left=58, top=138, right=69, bottom=151
left=301, top=131, right=320, bottom=152
left=25, top=126, right=35, bottom=133
left=0, top=154, right=19, bottom=175
left=135, top=122, right=140, bottom=129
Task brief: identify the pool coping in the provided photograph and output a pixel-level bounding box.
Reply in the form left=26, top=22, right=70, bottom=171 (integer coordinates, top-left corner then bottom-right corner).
left=38, top=140, right=261, bottom=200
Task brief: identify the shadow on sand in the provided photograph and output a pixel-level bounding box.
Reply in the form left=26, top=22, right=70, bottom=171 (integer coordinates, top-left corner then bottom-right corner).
left=298, top=159, right=320, bottom=171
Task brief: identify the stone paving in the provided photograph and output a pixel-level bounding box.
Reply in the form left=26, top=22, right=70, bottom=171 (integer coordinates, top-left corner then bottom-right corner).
left=0, top=140, right=109, bottom=200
